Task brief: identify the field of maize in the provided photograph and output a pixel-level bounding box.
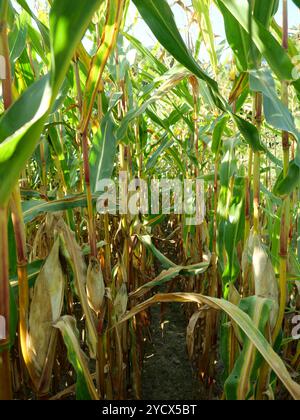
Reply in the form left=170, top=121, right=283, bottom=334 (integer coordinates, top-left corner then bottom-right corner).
left=0, top=0, right=300, bottom=401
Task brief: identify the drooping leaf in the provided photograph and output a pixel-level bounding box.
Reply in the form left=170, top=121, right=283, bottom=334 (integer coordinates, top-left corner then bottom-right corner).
left=22, top=194, right=98, bottom=224
left=131, top=237, right=209, bottom=298
left=250, top=69, right=300, bottom=143
left=117, top=67, right=190, bottom=140
left=274, top=160, right=300, bottom=197
left=50, top=0, right=104, bottom=100
left=16, top=0, right=50, bottom=50
left=119, top=292, right=300, bottom=400
left=225, top=296, right=273, bottom=400
left=54, top=316, right=99, bottom=400
left=216, top=0, right=248, bottom=71
left=132, top=0, right=262, bottom=154
left=132, top=0, right=219, bottom=94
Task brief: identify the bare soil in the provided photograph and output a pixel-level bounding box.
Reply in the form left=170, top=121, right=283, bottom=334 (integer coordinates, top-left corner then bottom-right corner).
left=142, top=300, right=203, bottom=400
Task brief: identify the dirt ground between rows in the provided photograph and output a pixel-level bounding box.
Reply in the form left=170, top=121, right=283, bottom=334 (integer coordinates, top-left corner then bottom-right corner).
left=142, top=300, right=204, bottom=400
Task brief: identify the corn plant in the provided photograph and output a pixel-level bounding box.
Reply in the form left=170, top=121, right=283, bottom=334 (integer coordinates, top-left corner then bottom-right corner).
left=0, top=0, right=300, bottom=401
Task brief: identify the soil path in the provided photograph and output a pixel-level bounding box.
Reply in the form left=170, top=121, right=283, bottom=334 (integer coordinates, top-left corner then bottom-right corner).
left=141, top=300, right=202, bottom=400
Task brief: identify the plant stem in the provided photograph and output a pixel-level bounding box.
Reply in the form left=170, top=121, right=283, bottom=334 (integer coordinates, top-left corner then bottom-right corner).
left=0, top=0, right=12, bottom=109
left=10, top=187, right=38, bottom=386
left=272, top=0, right=290, bottom=344
left=0, top=205, right=12, bottom=400
left=82, top=129, right=98, bottom=258
left=104, top=212, right=112, bottom=282
left=253, top=93, right=262, bottom=235
left=245, top=148, right=253, bottom=243
left=2, top=0, right=39, bottom=388
left=0, top=1, right=12, bottom=399
left=212, top=156, right=219, bottom=294
left=253, top=151, right=260, bottom=234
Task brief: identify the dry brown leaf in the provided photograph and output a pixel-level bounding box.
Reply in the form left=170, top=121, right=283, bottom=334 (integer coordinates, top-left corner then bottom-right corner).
left=186, top=311, right=202, bottom=359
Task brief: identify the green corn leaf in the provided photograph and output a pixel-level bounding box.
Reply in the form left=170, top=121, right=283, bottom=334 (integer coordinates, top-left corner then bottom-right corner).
left=192, top=0, right=218, bottom=75
left=122, top=31, right=167, bottom=75
left=274, top=160, right=300, bottom=197
left=250, top=0, right=279, bottom=66
left=0, top=76, right=51, bottom=205
left=90, top=96, right=120, bottom=192
left=212, top=116, right=229, bottom=155
left=132, top=0, right=263, bottom=154
left=80, top=0, right=124, bottom=132
left=253, top=0, right=279, bottom=28
left=132, top=235, right=209, bottom=298
left=146, top=136, right=173, bottom=172
left=117, top=67, right=190, bottom=140
left=90, top=116, right=117, bottom=193
left=218, top=0, right=300, bottom=94
left=138, top=234, right=177, bottom=269
left=225, top=297, right=272, bottom=400
left=50, top=0, right=104, bottom=100
left=216, top=0, right=248, bottom=71
left=9, top=13, right=28, bottom=64
left=16, top=0, right=50, bottom=50
left=22, top=194, right=103, bottom=224
left=250, top=69, right=300, bottom=143
left=130, top=262, right=210, bottom=300
left=0, top=0, right=103, bottom=205
left=132, top=0, right=219, bottom=94
left=54, top=316, right=99, bottom=400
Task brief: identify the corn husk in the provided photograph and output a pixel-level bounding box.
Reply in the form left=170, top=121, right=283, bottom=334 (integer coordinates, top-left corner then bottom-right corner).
left=28, top=239, right=65, bottom=388
left=114, top=283, right=128, bottom=320
left=87, top=257, right=105, bottom=315
left=243, top=231, right=279, bottom=330
left=55, top=219, right=97, bottom=358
